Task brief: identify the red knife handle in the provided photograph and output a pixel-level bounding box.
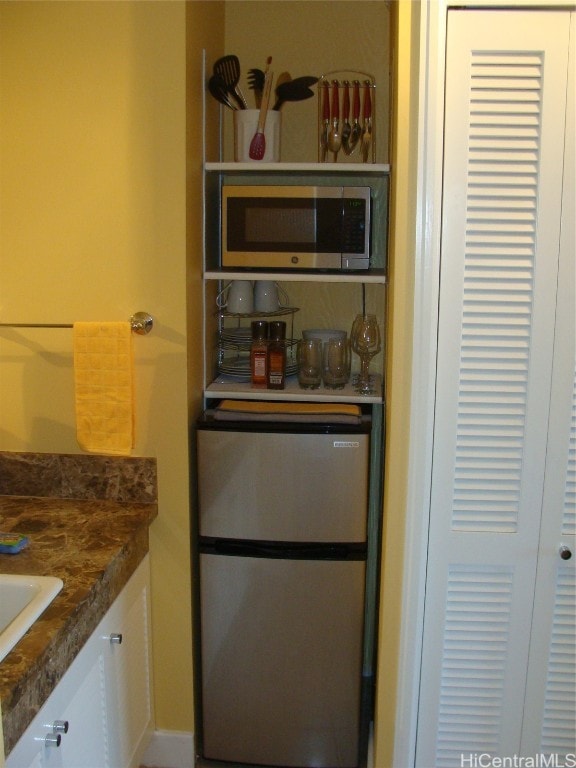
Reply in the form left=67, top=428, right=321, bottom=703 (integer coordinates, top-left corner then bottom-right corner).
left=363, top=80, right=372, bottom=120
left=322, top=81, right=330, bottom=121
left=342, top=80, right=350, bottom=120
left=331, top=80, right=340, bottom=120
left=352, top=80, right=361, bottom=121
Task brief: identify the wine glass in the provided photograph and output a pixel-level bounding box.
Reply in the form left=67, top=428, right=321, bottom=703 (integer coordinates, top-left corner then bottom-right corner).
left=351, top=314, right=381, bottom=394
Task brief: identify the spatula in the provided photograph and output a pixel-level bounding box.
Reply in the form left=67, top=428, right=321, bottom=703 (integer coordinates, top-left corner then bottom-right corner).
left=249, top=57, right=273, bottom=161
left=213, top=55, right=247, bottom=110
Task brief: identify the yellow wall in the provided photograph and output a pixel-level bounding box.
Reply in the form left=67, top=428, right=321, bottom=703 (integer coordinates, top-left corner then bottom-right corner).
left=0, top=0, right=206, bottom=734
left=1, top=0, right=415, bottom=752
left=222, top=1, right=391, bottom=164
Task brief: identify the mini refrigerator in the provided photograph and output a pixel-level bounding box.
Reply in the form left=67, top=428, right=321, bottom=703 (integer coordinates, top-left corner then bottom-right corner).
left=195, top=413, right=372, bottom=768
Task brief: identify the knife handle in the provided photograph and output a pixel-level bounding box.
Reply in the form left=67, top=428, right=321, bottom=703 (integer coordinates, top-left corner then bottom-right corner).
left=342, top=80, right=350, bottom=120
left=322, top=81, right=330, bottom=122
left=331, top=80, right=340, bottom=121
left=363, top=80, right=372, bottom=121
left=352, top=80, right=361, bottom=121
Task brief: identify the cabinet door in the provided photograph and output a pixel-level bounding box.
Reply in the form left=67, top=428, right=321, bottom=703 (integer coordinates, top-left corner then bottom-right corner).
left=42, top=650, right=109, bottom=768
left=6, top=557, right=153, bottom=768
left=103, top=556, right=153, bottom=768
left=416, top=10, right=572, bottom=767
left=6, top=635, right=109, bottom=768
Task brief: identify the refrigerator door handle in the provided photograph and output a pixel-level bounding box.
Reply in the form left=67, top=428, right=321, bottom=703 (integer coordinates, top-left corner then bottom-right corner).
left=200, top=537, right=366, bottom=561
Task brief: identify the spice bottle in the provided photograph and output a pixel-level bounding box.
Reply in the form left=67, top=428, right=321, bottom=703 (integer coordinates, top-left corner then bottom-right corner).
left=250, top=320, right=268, bottom=388
left=267, top=320, right=286, bottom=390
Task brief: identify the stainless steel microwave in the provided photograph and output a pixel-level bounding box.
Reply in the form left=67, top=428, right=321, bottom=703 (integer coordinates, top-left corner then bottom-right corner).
left=221, top=185, right=371, bottom=270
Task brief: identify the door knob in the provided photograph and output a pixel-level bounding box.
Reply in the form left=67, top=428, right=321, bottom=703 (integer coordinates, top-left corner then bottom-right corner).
left=45, top=733, right=61, bottom=747
left=109, top=633, right=123, bottom=644
left=559, top=545, right=572, bottom=561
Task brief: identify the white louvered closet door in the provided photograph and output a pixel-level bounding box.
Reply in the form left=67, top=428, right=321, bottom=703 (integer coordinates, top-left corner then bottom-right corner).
left=416, top=10, right=574, bottom=767
left=521, top=14, right=575, bottom=757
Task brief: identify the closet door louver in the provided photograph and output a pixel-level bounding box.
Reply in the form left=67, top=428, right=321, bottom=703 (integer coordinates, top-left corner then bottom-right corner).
left=416, top=11, right=573, bottom=767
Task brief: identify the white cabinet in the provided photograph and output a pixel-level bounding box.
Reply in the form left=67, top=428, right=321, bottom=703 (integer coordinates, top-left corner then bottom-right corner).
left=7, top=556, right=153, bottom=768
left=416, top=9, right=575, bottom=767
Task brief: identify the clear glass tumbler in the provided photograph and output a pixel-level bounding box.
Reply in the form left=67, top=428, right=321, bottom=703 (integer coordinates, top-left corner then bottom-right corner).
left=322, top=338, right=351, bottom=389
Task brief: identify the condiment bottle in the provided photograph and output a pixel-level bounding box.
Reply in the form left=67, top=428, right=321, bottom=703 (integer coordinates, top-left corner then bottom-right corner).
left=250, top=320, right=268, bottom=388
left=267, top=320, right=286, bottom=390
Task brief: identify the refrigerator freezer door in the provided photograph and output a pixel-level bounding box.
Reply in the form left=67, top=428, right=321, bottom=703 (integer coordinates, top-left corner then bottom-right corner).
left=199, top=552, right=366, bottom=768
left=197, top=428, right=369, bottom=542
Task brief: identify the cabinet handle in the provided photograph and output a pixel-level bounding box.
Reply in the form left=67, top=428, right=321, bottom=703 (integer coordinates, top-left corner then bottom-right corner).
left=559, top=545, right=573, bottom=561
left=110, top=633, right=123, bottom=644
left=45, top=733, right=61, bottom=747
left=53, top=720, right=69, bottom=734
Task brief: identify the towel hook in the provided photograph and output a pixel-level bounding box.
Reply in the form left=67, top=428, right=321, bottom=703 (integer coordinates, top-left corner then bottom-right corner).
left=130, top=312, right=154, bottom=335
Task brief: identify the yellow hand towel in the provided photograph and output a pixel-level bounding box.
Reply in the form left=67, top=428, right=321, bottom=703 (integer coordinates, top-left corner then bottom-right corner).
left=73, top=322, right=135, bottom=456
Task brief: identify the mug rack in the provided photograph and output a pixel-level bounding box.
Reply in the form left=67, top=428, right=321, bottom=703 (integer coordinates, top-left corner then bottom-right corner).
left=215, top=306, right=299, bottom=382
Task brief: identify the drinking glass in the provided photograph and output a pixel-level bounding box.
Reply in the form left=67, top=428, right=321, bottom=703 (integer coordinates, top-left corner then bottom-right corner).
left=350, top=314, right=381, bottom=394
left=322, top=338, right=351, bottom=389
left=297, top=339, right=322, bottom=389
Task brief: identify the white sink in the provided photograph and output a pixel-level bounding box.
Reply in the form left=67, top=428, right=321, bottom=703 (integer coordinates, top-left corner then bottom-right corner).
left=0, top=574, right=63, bottom=662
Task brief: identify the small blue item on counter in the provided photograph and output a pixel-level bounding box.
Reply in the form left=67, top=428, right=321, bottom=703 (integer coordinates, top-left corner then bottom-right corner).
left=0, top=533, right=30, bottom=554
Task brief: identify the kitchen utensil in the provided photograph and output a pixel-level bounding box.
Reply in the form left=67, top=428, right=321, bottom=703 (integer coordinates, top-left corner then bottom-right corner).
left=208, top=74, right=237, bottom=110
left=249, top=57, right=273, bottom=161
left=276, top=71, right=292, bottom=88
left=272, top=75, right=318, bottom=110
left=319, top=81, right=330, bottom=162
left=341, top=81, right=352, bottom=155
left=234, top=108, right=281, bottom=162
left=347, top=80, right=362, bottom=154
left=360, top=80, right=373, bottom=163
left=213, top=55, right=247, bottom=110
left=327, top=80, right=342, bottom=161
left=270, top=72, right=291, bottom=112
left=247, top=68, right=264, bottom=108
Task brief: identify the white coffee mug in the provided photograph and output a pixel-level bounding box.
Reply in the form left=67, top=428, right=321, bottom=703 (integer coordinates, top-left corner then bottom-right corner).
left=216, top=280, right=254, bottom=314
left=254, top=281, right=289, bottom=313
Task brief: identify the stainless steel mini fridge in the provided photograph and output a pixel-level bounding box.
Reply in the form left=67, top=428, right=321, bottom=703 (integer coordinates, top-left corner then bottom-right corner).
left=195, top=415, right=371, bottom=768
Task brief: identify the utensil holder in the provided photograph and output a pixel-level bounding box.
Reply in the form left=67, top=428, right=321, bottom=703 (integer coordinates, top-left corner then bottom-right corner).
left=234, top=109, right=282, bottom=162
left=317, top=70, right=376, bottom=164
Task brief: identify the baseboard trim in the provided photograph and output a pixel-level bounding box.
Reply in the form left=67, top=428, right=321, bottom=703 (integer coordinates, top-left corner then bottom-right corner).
left=141, top=726, right=373, bottom=768
left=141, top=730, right=194, bottom=768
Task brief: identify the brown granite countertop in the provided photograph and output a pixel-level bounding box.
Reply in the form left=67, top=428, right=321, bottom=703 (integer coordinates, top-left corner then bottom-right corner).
left=0, top=452, right=158, bottom=757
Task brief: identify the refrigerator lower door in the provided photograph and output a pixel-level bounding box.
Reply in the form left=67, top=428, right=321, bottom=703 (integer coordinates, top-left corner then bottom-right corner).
left=199, top=552, right=366, bottom=768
